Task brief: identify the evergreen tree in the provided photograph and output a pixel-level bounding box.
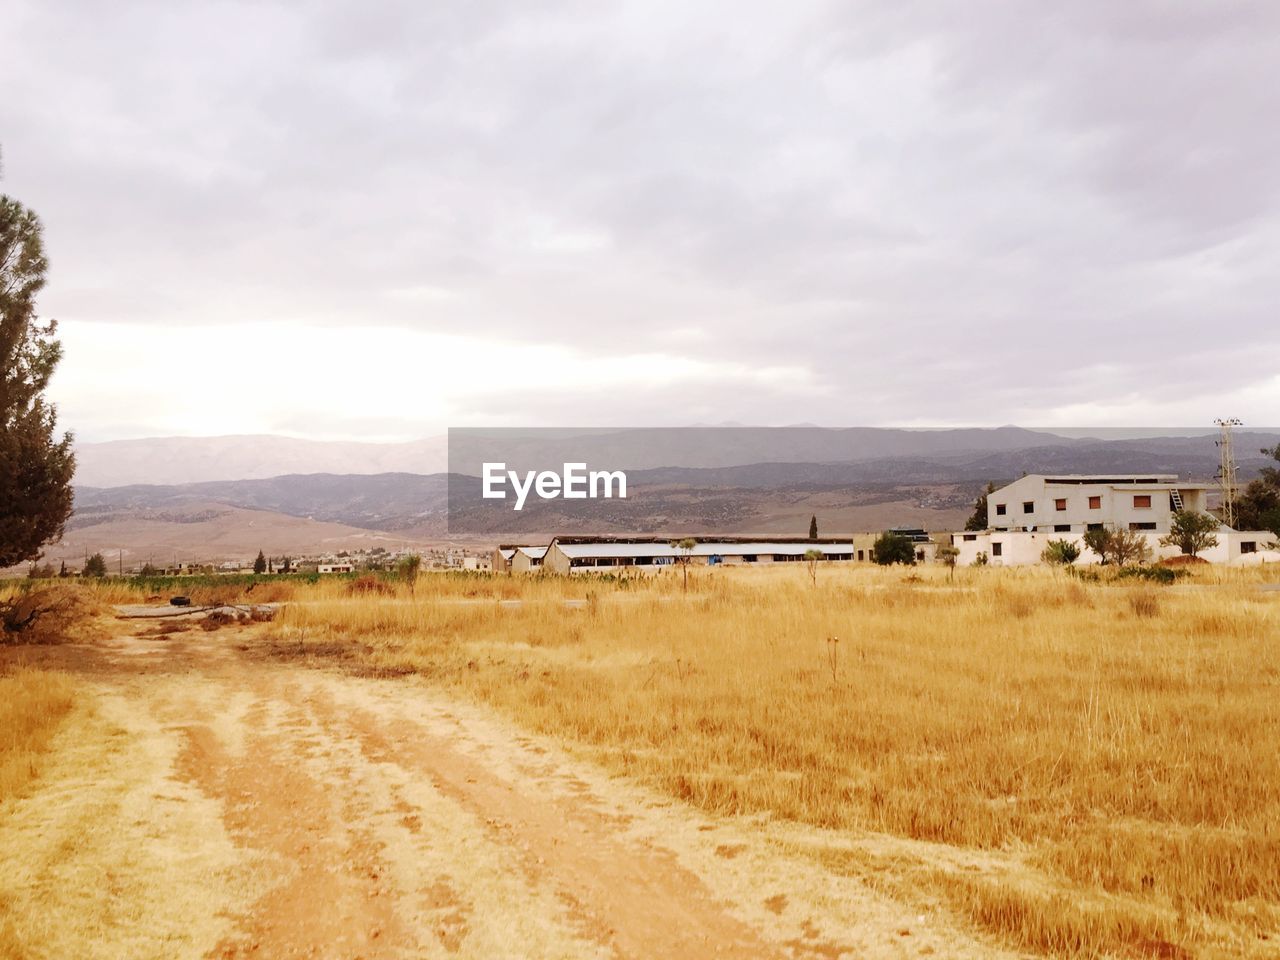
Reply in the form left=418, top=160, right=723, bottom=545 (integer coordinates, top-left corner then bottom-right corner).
left=82, top=553, right=108, bottom=577
left=253, top=550, right=267, bottom=574
left=1234, top=444, right=1280, bottom=537
left=965, top=482, right=996, bottom=531
left=808, top=515, right=818, bottom=539
left=0, top=194, right=74, bottom=568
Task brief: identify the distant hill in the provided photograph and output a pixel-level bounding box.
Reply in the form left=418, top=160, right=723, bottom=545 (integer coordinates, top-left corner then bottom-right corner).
left=64, top=430, right=1280, bottom=549
left=75, top=473, right=450, bottom=531
left=31, top=500, right=433, bottom=570
left=73, top=434, right=448, bottom=486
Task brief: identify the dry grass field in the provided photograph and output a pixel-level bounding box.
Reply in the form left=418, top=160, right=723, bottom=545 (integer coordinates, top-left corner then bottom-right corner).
left=1, top=563, right=1277, bottom=959
left=260, top=564, right=1280, bottom=958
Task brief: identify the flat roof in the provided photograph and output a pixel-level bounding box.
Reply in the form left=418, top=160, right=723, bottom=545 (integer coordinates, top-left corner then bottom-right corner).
left=555, top=541, right=853, bottom=559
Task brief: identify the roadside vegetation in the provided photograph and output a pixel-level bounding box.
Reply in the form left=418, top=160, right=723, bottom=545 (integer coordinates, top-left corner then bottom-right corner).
left=206, top=562, right=1280, bottom=959
left=0, top=667, right=78, bottom=806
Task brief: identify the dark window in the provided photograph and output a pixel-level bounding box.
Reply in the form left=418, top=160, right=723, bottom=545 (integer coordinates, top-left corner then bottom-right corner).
left=992, top=542, right=1003, bottom=557
left=995, top=503, right=1007, bottom=516
left=856, top=550, right=864, bottom=561
left=1088, top=495, right=1101, bottom=509
left=1054, top=524, right=1071, bottom=532
left=742, top=554, right=757, bottom=563
left=1087, top=522, right=1104, bottom=531
left=1055, top=498, right=1067, bottom=511
left=1129, top=522, right=1157, bottom=531
left=1134, top=495, right=1152, bottom=509
left=962, top=534, right=977, bottom=542
left=1023, top=501, right=1034, bottom=513
left=1241, top=541, right=1257, bottom=554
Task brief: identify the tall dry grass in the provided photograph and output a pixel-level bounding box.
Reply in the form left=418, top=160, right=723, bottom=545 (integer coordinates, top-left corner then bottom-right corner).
left=0, top=668, right=78, bottom=806
left=262, top=563, right=1280, bottom=957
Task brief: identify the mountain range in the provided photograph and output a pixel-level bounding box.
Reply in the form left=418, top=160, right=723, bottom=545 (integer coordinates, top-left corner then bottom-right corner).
left=39, top=427, right=1276, bottom=568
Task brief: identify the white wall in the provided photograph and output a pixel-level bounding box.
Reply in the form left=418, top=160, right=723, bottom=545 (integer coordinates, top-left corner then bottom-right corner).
left=954, top=528, right=1277, bottom=567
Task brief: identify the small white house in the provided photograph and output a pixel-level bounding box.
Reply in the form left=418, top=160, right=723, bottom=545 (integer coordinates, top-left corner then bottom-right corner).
left=510, top=545, right=548, bottom=573
left=317, top=562, right=355, bottom=574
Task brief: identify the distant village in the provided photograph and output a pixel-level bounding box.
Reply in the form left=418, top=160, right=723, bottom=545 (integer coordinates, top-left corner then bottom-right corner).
left=25, top=471, right=1279, bottom=579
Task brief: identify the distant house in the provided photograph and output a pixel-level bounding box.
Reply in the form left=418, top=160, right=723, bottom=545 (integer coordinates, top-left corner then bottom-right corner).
left=492, top=546, right=518, bottom=573
left=317, top=562, right=355, bottom=574
left=510, top=545, right=548, bottom=573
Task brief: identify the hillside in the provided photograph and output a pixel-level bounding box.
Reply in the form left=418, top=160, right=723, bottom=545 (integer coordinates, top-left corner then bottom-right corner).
left=31, top=500, right=433, bottom=570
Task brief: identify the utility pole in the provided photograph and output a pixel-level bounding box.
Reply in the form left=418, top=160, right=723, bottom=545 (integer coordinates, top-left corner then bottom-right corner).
left=1215, top=418, right=1242, bottom=528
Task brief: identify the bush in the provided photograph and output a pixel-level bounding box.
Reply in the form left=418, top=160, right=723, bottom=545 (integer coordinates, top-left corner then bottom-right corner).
left=347, top=575, right=395, bottom=596
left=1082, top=527, right=1152, bottom=566
left=1116, top=565, right=1185, bottom=585
left=0, top=586, right=101, bottom=644
left=1041, top=539, right=1081, bottom=566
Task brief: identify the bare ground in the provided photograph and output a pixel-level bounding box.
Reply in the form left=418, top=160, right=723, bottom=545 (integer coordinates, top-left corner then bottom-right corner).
left=0, top=621, right=1014, bottom=960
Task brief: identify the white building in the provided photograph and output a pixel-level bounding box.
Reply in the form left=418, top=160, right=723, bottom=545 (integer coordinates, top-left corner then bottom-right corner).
left=541, top=537, right=854, bottom=574
left=510, top=545, right=548, bottom=573
left=953, top=474, right=1276, bottom=566
left=985, top=474, right=1211, bottom=535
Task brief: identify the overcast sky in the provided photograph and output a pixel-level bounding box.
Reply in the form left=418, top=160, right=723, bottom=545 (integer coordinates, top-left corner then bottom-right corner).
left=4, top=0, right=1279, bottom=442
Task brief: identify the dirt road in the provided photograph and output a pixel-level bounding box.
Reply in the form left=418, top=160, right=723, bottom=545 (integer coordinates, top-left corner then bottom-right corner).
left=1, top=623, right=1003, bottom=960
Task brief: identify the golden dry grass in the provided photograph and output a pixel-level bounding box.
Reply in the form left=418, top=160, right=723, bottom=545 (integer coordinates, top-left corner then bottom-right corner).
left=259, top=563, right=1280, bottom=958
left=0, top=668, right=77, bottom=807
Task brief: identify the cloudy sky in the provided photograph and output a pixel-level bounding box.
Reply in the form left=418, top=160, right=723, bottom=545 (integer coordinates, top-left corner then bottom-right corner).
left=4, top=0, right=1279, bottom=442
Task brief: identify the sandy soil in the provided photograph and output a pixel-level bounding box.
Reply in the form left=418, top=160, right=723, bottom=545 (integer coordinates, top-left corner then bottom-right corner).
left=1, top=621, right=1012, bottom=960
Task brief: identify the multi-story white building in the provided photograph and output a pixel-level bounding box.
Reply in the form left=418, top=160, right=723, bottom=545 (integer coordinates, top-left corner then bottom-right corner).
left=986, top=474, right=1211, bottom=535
left=954, top=474, right=1276, bottom=566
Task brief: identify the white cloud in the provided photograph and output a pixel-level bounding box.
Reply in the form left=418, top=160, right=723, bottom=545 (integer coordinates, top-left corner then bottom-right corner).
left=50, top=320, right=823, bottom=441
left=6, top=0, right=1280, bottom=439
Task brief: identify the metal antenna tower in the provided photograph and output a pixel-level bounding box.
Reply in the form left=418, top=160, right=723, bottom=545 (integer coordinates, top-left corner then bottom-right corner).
left=1215, top=418, right=1242, bottom=528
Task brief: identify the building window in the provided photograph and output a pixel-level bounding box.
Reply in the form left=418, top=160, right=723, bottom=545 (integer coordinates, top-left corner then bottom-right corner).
left=1129, top=522, right=1157, bottom=531
left=1241, top=541, right=1257, bottom=554
left=962, top=534, right=977, bottom=542
left=1087, top=522, right=1103, bottom=531
left=995, top=503, right=1007, bottom=516
left=992, top=542, right=1003, bottom=557
left=1133, top=495, right=1152, bottom=509
left=1055, top=498, right=1067, bottom=511
left=1023, top=501, right=1034, bottom=514
left=856, top=550, right=864, bottom=561
left=1054, top=524, right=1071, bottom=532
left=1088, top=495, right=1101, bottom=509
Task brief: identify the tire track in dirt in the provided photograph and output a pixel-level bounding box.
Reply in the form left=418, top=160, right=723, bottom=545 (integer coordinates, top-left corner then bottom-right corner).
left=141, top=633, right=790, bottom=959
left=305, top=693, right=784, bottom=960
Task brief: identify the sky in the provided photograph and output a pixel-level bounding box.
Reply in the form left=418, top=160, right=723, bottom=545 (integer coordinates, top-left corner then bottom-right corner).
left=3, top=0, right=1279, bottom=443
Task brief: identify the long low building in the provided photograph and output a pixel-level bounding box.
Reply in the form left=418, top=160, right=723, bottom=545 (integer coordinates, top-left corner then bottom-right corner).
left=541, top=537, right=854, bottom=574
